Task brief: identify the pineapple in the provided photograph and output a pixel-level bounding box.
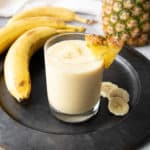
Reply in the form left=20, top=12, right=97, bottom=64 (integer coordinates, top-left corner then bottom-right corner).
left=85, top=34, right=124, bottom=68
left=102, top=0, right=150, bottom=46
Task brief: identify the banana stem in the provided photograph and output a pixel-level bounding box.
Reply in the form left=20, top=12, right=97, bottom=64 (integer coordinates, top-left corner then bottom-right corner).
left=65, top=24, right=86, bottom=32
left=57, top=28, right=79, bottom=33
left=74, top=15, right=97, bottom=24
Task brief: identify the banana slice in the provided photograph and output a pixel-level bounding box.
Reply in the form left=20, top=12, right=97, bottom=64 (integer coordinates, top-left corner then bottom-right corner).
left=108, top=97, right=129, bottom=116
left=108, top=87, right=129, bottom=102
left=100, top=82, right=118, bottom=98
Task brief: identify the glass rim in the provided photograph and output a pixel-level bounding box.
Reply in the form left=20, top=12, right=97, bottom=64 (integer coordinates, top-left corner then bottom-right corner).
left=44, top=33, right=104, bottom=65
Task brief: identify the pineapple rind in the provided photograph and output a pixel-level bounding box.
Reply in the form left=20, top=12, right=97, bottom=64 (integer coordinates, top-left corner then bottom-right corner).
left=102, top=0, right=150, bottom=46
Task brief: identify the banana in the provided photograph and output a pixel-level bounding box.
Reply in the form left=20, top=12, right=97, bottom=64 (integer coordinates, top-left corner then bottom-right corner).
left=100, top=82, right=118, bottom=98
left=108, top=97, right=129, bottom=116
left=4, top=27, right=73, bottom=102
left=8, top=6, right=94, bottom=24
left=108, top=87, right=129, bottom=102
left=100, top=81, right=130, bottom=116
left=0, top=17, right=85, bottom=54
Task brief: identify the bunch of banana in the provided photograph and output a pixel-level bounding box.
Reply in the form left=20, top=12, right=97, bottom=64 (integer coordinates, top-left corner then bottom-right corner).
left=8, top=6, right=95, bottom=24
left=0, top=17, right=85, bottom=55
left=0, top=6, right=95, bottom=102
left=100, top=82, right=130, bottom=116
left=4, top=27, right=72, bottom=101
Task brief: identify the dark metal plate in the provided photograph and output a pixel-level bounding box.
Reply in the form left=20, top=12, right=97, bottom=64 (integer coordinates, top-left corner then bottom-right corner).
left=0, top=46, right=141, bottom=134
left=0, top=46, right=150, bottom=150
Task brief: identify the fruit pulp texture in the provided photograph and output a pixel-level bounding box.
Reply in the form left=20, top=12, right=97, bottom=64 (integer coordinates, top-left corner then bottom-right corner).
left=45, top=40, right=104, bottom=114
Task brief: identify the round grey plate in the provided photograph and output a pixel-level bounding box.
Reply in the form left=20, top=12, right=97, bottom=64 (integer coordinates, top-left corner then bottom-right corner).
left=0, top=46, right=150, bottom=150
left=0, top=47, right=141, bottom=134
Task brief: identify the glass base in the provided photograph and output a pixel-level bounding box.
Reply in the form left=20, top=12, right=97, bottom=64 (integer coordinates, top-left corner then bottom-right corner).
left=50, top=100, right=100, bottom=123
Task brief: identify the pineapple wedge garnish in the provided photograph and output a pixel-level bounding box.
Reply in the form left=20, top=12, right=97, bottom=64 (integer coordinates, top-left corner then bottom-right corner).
left=85, top=34, right=124, bottom=68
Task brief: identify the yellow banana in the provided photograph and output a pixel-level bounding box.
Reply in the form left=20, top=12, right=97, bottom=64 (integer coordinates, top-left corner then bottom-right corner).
left=0, top=17, right=85, bottom=54
left=4, top=27, right=73, bottom=102
left=9, top=6, right=93, bottom=24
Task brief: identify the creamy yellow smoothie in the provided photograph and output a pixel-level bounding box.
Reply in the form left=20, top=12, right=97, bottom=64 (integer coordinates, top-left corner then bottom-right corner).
left=44, top=39, right=104, bottom=116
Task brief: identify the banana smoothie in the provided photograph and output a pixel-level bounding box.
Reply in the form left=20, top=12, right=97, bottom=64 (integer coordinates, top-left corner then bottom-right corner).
left=44, top=38, right=104, bottom=122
